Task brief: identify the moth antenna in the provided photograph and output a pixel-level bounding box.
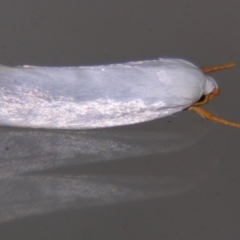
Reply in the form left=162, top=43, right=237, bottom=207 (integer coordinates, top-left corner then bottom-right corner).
left=189, top=106, right=240, bottom=128
left=201, top=63, right=236, bottom=74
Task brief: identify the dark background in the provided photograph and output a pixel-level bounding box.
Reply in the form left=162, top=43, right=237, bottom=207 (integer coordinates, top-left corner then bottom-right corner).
left=0, top=1, right=240, bottom=239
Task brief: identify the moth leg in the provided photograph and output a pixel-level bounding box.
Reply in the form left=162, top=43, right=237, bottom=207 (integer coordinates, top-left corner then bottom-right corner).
left=194, top=88, right=220, bottom=106
left=188, top=106, right=240, bottom=128
left=201, top=63, right=236, bottom=74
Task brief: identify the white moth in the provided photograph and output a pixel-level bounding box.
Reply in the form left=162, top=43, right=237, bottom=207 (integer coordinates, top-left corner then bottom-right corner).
left=0, top=58, right=238, bottom=129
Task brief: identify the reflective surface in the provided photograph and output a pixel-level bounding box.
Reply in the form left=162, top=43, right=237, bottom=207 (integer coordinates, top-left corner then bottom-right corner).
left=0, top=117, right=213, bottom=222
left=0, top=1, right=240, bottom=239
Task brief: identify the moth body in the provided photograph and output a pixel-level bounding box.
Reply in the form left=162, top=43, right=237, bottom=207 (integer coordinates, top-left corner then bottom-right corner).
left=0, top=58, right=217, bottom=129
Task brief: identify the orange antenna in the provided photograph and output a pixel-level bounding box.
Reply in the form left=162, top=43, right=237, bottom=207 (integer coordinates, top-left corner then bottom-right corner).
left=201, top=63, right=236, bottom=74
left=189, top=106, right=240, bottom=128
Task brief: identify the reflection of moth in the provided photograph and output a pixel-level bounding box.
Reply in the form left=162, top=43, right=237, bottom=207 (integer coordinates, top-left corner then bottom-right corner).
left=0, top=58, right=238, bottom=129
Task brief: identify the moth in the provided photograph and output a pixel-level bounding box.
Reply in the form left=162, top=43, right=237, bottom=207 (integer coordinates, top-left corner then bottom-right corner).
left=0, top=58, right=238, bottom=129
